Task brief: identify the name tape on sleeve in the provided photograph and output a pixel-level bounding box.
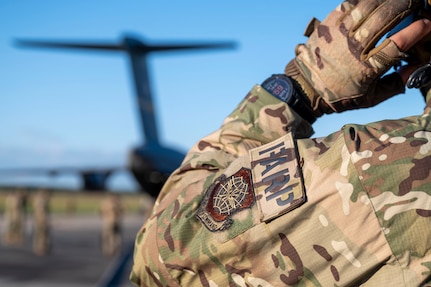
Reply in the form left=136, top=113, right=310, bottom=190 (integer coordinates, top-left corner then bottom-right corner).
left=250, top=133, right=306, bottom=222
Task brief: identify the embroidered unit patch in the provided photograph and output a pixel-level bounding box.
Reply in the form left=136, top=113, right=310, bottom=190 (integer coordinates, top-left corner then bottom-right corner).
left=250, top=132, right=306, bottom=222
left=196, top=168, right=255, bottom=232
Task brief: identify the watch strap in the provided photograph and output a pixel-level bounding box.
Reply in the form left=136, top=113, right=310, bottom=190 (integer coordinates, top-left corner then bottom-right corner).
left=262, top=74, right=316, bottom=124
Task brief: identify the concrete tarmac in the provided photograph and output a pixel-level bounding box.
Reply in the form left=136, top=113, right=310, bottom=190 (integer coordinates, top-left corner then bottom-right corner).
left=0, top=213, right=145, bottom=287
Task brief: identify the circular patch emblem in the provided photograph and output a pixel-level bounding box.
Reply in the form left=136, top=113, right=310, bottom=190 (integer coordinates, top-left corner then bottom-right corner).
left=213, top=176, right=249, bottom=215
left=196, top=168, right=255, bottom=232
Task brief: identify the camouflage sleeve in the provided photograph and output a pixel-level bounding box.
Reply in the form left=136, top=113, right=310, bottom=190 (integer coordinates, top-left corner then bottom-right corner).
left=129, top=85, right=313, bottom=286
left=130, top=85, right=431, bottom=286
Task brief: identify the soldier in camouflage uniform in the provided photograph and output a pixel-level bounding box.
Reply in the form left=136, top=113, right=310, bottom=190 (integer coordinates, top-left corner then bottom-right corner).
left=100, top=193, right=123, bottom=257
left=32, top=189, right=51, bottom=255
left=130, top=0, right=431, bottom=286
left=2, top=189, right=27, bottom=245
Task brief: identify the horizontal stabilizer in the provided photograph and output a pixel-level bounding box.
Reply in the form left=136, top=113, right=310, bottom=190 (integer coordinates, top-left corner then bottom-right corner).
left=15, top=35, right=237, bottom=55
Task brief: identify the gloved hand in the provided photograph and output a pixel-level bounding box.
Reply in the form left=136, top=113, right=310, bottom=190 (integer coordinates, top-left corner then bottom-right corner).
left=285, top=0, right=427, bottom=117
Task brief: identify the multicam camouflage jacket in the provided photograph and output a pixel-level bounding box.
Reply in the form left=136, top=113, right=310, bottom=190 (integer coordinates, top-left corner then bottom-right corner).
left=130, top=84, right=431, bottom=286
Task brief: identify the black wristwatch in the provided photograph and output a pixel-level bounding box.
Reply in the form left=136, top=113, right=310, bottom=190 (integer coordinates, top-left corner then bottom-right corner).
left=261, top=74, right=316, bottom=124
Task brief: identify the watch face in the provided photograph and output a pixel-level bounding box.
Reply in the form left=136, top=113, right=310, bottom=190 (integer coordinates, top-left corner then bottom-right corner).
left=261, top=75, right=293, bottom=103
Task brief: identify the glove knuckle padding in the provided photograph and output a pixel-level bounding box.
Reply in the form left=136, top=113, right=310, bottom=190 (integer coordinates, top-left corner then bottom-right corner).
left=292, top=0, right=422, bottom=114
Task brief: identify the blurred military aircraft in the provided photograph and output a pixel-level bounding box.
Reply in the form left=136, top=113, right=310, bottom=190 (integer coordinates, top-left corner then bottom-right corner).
left=3, top=34, right=236, bottom=198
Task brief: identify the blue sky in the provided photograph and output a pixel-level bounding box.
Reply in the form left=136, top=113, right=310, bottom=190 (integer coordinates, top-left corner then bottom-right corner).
left=0, top=1, right=427, bottom=191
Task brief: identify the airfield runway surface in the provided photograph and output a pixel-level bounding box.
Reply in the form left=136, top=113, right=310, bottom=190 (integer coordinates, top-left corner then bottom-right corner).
left=0, top=213, right=145, bottom=287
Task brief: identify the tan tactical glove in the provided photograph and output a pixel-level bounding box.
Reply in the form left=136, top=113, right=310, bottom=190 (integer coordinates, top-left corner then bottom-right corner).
left=285, top=0, right=423, bottom=117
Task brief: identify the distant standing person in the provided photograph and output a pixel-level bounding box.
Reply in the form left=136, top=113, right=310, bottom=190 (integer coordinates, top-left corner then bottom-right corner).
left=2, top=189, right=27, bottom=245
left=100, top=193, right=123, bottom=257
left=32, top=189, right=51, bottom=255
